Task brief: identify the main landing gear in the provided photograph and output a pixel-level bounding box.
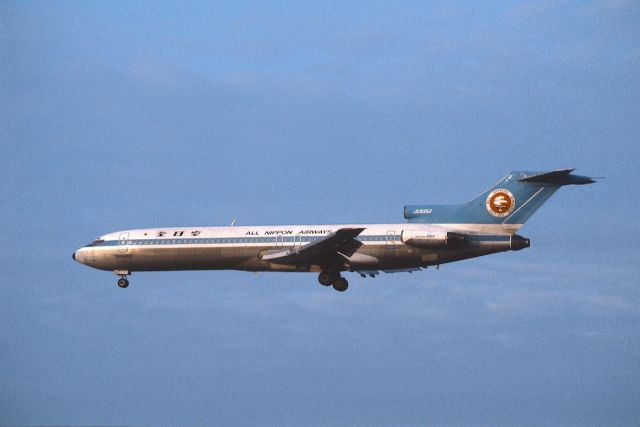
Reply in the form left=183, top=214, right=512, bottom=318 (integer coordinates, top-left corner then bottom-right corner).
left=114, top=270, right=130, bottom=289
left=317, top=272, right=348, bottom=292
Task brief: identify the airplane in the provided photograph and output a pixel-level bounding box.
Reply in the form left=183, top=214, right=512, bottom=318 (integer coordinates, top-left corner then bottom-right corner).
left=73, top=169, right=595, bottom=292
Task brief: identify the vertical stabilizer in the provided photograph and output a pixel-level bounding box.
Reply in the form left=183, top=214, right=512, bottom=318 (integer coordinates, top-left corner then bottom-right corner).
left=404, top=169, right=594, bottom=234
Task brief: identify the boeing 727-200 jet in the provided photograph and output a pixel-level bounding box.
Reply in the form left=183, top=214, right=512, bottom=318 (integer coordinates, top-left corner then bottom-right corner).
left=73, top=169, right=595, bottom=292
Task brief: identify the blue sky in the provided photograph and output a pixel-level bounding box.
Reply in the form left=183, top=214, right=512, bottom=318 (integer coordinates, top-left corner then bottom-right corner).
left=1, top=1, right=639, bottom=425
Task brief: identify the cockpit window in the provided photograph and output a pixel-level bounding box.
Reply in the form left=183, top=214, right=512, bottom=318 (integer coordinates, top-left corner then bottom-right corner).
left=86, top=239, right=105, bottom=247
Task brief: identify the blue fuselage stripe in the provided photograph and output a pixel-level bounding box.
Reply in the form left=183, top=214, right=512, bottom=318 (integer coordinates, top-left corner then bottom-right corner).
left=90, top=235, right=400, bottom=247
left=87, top=233, right=511, bottom=248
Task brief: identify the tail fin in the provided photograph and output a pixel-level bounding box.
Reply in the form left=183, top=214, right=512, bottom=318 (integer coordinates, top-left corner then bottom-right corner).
left=404, top=169, right=594, bottom=234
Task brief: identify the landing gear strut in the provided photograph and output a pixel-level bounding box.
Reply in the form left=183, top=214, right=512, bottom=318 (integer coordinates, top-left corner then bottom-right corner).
left=317, top=272, right=348, bottom=292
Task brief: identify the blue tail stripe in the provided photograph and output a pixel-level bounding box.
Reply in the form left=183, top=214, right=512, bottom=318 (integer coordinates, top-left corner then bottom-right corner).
left=404, top=170, right=588, bottom=226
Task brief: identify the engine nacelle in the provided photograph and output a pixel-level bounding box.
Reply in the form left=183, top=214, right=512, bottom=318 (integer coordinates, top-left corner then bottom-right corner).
left=401, top=230, right=465, bottom=249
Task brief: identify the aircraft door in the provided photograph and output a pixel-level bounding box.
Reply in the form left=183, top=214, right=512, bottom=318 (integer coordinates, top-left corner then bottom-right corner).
left=118, top=232, right=129, bottom=253
left=386, top=230, right=396, bottom=249
left=276, top=234, right=285, bottom=247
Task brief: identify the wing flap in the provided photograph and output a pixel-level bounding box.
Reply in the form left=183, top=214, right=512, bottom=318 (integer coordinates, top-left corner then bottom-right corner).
left=356, top=267, right=423, bottom=278
left=336, top=238, right=363, bottom=257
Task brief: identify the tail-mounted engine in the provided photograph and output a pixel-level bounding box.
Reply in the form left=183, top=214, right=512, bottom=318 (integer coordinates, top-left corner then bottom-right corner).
left=401, top=230, right=465, bottom=249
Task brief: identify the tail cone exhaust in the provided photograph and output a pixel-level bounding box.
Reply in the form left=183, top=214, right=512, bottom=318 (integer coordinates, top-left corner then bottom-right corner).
left=511, top=235, right=530, bottom=251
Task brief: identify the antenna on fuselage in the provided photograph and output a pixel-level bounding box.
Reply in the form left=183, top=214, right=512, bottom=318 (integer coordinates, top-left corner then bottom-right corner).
left=231, top=218, right=237, bottom=226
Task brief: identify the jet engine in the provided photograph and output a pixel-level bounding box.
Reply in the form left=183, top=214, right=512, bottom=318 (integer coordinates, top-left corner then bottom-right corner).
left=401, top=230, right=465, bottom=249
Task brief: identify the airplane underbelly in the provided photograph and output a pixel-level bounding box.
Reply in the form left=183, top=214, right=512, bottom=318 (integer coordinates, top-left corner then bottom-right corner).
left=93, top=242, right=505, bottom=273
left=360, top=245, right=425, bottom=269
left=112, top=246, right=262, bottom=271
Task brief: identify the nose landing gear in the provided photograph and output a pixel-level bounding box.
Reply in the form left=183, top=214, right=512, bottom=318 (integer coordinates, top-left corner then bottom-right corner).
left=114, top=270, right=131, bottom=289
left=317, top=272, right=349, bottom=292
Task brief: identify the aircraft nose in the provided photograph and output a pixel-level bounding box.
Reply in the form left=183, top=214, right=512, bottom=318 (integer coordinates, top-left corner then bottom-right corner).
left=73, top=248, right=86, bottom=264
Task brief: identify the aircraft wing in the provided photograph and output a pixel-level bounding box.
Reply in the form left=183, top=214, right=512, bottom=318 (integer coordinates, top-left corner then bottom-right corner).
left=261, top=227, right=365, bottom=266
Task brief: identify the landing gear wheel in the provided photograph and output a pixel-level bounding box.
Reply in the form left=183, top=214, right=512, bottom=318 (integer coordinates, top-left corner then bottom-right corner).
left=333, top=277, right=348, bottom=292
left=318, top=272, right=333, bottom=286
left=117, top=278, right=129, bottom=288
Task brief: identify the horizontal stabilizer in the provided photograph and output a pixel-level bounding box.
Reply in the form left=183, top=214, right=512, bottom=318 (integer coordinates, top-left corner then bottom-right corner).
left=518, top=169, right=596, bottom=185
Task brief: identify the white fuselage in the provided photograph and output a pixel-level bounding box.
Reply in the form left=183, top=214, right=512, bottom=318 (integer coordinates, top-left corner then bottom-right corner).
left=73, top=223, right=523, bottom=275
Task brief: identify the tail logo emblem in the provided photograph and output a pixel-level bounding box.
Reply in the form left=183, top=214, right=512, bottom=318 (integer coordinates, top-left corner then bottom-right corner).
left=486, top=189, right=515, bottom=217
